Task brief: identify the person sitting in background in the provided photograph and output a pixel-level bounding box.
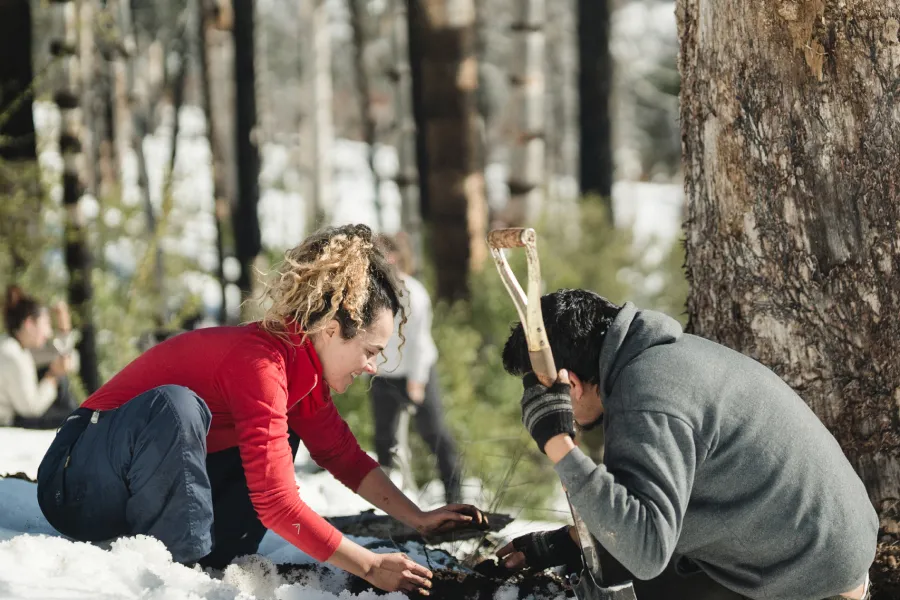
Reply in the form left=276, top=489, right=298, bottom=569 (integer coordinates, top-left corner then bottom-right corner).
left=371, top=234, right=463, bottom=504
left=0, top=286, right=76, bottom=428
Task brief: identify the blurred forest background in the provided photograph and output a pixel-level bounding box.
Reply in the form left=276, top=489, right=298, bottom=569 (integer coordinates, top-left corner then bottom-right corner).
left=0, top=0, right=686, bottom=514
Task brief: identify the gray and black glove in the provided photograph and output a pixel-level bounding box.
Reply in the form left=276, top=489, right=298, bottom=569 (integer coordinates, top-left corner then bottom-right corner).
left=512, top=526, right=582, bottom=571
left=521, top=372, right=575, bottom=453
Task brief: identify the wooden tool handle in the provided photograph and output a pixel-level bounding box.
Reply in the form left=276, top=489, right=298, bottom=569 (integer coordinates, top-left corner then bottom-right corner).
left=487, top=228, right=535, bottom=249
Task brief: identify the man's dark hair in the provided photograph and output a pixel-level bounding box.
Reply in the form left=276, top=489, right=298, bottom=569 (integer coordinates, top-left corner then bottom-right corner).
left=502, top=289, right=622, bottom=385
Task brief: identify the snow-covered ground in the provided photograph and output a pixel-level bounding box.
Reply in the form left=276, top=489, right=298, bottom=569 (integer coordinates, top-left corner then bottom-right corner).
left=0, top=428, right=565, bottom=600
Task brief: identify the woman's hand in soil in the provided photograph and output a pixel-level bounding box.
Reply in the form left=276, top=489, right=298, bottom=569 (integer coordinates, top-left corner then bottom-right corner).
left=366, top=552, right=433, bottom=595
left=415, top=504, right=489, bottom=536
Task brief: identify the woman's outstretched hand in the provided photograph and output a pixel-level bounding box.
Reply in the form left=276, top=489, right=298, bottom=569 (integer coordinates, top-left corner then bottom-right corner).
left=415, top=503, right=489, bottom=536
left=365, top=552, right=434, bottom=595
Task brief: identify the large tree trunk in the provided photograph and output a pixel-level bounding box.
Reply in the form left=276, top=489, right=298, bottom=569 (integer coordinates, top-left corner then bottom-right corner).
left=502, top=0, right=545, bottom=227
left=231, top=0, right=261, bottom=311
left=52, top=0, right=100, bottom=393
left=408, top=0, right=486, bottom=301
left=578, top=0, right=613, bottom=211
left=0, top=0, right=40, bottom=274
left=679, top=0, right=900, bottom=531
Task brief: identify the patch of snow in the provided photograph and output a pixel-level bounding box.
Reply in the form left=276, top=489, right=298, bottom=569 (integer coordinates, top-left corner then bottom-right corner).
left=0, top=427, right=567, bottom=598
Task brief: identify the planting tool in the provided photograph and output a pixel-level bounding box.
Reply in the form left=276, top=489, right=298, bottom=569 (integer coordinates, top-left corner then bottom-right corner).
left=487, top=227, right=638, bottom=600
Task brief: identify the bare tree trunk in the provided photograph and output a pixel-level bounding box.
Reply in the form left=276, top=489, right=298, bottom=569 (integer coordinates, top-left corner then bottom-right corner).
left=408, top=0, right=486, bottom=301
left=349, top=0, right=382, bottom=229
left=389, top=0, right=422, bottom=265
left=299, top=0, right=333, bottom=231
left=200, top=0, right=236, bottom=322
left=679, top=0, right=900, bottom=532
left=502, top=0, right=545, bottom=227
left=232, top=0, right=261, bottom=312
left=52, top=0, right=100, bottom=393
left=0, top=0, right=40, bottom=274
left=545, top=0, right=579, bottom=205
left=578, top=0, right=613, bottom=213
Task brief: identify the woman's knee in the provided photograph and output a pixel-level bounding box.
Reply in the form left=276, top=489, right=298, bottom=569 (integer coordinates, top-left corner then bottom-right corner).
left=146, top=385, right=212, bottom=435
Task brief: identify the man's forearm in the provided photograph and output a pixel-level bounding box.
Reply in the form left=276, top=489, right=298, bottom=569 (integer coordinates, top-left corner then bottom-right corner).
left=545, top=434, right=577, bottom=463
left=356, top=467, right=425, bottom=530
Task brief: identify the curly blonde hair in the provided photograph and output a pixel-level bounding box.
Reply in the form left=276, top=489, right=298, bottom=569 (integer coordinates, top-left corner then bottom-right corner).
left=260, top=224, right=406, bottom=341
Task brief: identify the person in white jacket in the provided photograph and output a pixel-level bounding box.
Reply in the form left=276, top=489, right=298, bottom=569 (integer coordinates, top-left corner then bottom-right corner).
left=371, top=235, right=462, bottom=504
left=0, top=286, right=75, bottom=427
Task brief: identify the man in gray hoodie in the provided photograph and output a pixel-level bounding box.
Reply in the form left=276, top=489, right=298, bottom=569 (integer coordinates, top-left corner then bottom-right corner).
left=496, top=289, right=877, bottom=600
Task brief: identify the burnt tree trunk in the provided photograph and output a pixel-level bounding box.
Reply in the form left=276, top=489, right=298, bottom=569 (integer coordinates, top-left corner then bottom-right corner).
left=679, top=0, right=900, bottom=530
left=232, top=0, right=261, bottom=309
left=578, top=0, right=613, bottom=213
left=0, top=0, right=37, bottom=163
left=408, top=0, right=486, bottom=301
left=0, top=0, right=39, bottom=274
left=502, top=0, right=545, bottom=227
left=53, top=0, right=100, bottom=393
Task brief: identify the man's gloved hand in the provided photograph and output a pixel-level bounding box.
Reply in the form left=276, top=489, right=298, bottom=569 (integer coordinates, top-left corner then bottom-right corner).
left=521, top=370, right=576, bottom=453
left=496, top=526, right=582, bottom=571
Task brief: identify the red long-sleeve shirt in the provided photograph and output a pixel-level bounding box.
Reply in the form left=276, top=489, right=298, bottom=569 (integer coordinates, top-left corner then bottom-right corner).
left=82, top=323, right=379, bottom=561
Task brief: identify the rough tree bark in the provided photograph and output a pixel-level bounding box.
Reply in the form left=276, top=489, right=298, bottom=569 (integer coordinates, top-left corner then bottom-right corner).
left=578, top=0, right=613, bottom=213
left=679, top=0, right=900, bottom=529
left=52, top=0, right=100, bottom=392
left=502, top=0, right=545, bottom=227
left=408, top=0, right=487, bottom=301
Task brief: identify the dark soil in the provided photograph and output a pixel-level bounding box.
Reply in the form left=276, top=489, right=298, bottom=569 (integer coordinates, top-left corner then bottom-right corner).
left=1, top=472, right=37, bottom=483
left=278, top=559, right=571, bottom=599
left=871, top=542, right=900, bottom=600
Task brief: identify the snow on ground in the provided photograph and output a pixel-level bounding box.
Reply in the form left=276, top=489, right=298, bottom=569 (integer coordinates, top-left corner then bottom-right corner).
left=0, top=428, right=565, bottom=600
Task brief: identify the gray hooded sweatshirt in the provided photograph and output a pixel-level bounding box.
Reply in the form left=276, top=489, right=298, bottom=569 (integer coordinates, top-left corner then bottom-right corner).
left=555, top=303, right=877, bottom=600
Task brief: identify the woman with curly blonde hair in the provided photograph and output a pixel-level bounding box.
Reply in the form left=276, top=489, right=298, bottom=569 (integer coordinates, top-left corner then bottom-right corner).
left=36, top=224, right=485, bottom=594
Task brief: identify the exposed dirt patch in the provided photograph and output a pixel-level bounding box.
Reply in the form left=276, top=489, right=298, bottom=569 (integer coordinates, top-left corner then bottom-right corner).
left=278, top=559, right=571, bottom=599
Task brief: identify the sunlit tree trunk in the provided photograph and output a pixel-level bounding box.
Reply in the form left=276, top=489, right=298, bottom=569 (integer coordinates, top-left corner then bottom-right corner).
left=299, top=0, right=332, bottom=230
left=679, top=0, right=900, bottom=531
left=502, top=0, right=545, bottom=227
left=200, top=0, right=236, bottom=322
left=349, top=0, right=382, bottom=229
left=408, top=0, right=486, bottom=300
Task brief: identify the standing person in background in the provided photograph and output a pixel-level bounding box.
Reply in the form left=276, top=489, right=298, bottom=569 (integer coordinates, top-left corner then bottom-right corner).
left=0, top=286, right=77, bottom=428
left=371, top=234, right=463, bottom=504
